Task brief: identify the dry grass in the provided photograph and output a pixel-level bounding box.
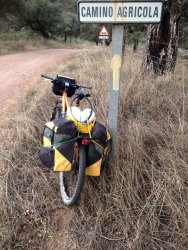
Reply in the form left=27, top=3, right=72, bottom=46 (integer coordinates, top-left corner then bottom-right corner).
left=0, top=32, right=88, bottom=55
left=0, top=46, right=188, bottom=250
left=0, top=38, right=65, bottom=55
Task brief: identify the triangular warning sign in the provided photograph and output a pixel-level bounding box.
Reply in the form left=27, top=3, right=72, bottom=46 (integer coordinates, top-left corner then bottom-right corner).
left=98, top=25, right=110, bottom=36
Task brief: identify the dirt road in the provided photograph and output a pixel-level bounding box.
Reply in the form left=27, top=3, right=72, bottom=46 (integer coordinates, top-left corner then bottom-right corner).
left=0, top=49, right=75, bottom=111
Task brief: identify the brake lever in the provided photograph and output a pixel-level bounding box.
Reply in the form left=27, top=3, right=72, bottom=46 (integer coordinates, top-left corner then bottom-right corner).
left=77, top=93, right=85, bottom=100
left=76, top=93, right=91, bottom=100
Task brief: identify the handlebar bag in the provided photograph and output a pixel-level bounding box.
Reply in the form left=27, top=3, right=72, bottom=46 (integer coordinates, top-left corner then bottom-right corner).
left=52, top=76, right=76, bottom=97
left=85, top=122, right=111, bottom=176
left=39, top=118, right=77, bottom=171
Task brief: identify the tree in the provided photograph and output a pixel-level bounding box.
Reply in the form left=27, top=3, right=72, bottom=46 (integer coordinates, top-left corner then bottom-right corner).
left=61, top=12, right=79, bottom=43
left=5, top=0, right=64, bottom=39
left=126, top=24, right=147, bottom=52
left=179, top=8, right=188, bottom=49
left=143, top=0, right=188, bottom=74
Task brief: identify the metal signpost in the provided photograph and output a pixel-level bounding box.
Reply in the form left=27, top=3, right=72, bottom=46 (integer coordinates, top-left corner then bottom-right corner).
left=78, top=0, right=163, bottom=149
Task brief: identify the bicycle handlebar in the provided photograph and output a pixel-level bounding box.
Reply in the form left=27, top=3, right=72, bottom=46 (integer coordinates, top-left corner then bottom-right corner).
left=41, top=74, right=55, bottom=81
left=41, top=74, right=92, bottom=90
left=79, top=84, right=92, bottom=90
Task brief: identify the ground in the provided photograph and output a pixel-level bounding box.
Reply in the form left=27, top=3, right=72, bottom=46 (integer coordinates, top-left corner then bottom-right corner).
left=0, top=49, right=75, bottom=113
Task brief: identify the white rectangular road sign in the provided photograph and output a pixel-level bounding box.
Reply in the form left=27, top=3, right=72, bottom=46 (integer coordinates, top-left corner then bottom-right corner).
left=98, top=35, right=109, bottom=39
left=78, top=0, right=163, bottom=23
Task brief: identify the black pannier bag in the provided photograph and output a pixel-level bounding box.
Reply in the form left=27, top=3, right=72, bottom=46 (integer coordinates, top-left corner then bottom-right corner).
left=39, top=147, right=54, bottom=169
left=85, top=122, right=110, bottom=176
left=39, top=118, right=110, bottom=176
left=39, top=118, right=77, bottom=171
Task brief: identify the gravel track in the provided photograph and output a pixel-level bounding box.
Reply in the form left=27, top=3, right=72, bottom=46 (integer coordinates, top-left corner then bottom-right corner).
left=0, top=49, right=75, bottom=112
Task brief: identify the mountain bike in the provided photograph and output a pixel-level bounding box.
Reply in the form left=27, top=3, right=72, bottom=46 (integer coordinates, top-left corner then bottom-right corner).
left=41, top=74, right=108, bottom=206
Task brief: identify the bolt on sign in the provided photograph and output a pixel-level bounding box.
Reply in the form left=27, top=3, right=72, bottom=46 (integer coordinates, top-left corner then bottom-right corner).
left=78, top=0, right=164, bottom=23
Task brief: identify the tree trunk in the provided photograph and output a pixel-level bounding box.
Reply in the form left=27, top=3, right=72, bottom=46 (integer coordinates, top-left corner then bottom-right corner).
left=166, top=16, right=180, bottom=71
left=133, top=38, right=139, bottom=53
left=143, top=1, right=181, bottom=74
left=64, top=32, right=67, bottom=43
left=40, top=29, right=49, bottom=39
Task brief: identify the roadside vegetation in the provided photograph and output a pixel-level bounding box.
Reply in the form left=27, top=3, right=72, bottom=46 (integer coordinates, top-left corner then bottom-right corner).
left=0, top=47, right=188, bottom=249
left=0, top=0, right=188, bottom=249
left=0, top=0, right=187, bottom=72
left=0, top=32, right=61, bottom=55
left=0, top=31, right=88, bottom=55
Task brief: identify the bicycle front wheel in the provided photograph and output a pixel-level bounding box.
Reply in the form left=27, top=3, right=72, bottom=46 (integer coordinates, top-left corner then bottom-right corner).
left=59, top=144, right=86, bottom=206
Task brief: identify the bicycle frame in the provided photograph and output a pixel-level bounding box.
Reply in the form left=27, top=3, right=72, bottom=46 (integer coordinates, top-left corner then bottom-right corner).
left=61, top=92, right=69, bottom=117
left=61, top=91, right=82, bottom=116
